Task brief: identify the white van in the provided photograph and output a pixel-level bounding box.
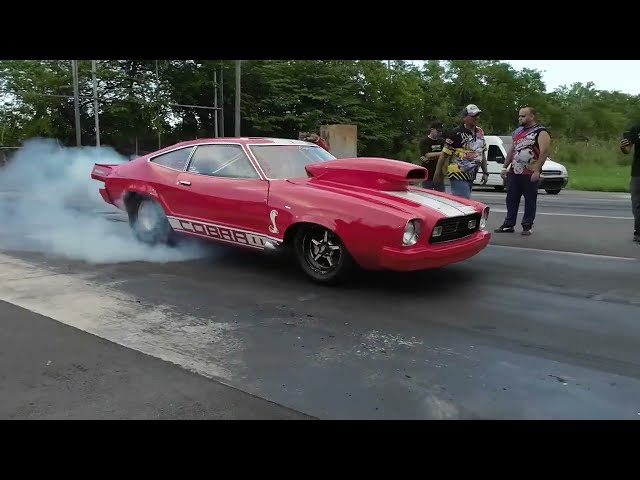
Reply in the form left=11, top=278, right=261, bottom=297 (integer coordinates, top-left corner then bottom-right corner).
left=473, top=135, right=569, bottom=194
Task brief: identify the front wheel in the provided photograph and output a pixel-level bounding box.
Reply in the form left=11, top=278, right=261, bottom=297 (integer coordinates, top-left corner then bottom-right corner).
left=293, top=224, right=354, bottom=285
left=545, top=189, right=561, bottom=195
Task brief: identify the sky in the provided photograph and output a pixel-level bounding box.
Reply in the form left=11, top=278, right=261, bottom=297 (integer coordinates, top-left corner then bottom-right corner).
left=504, top=60, right=640, bottom=96
left=408, top=60, right=640, bottom=96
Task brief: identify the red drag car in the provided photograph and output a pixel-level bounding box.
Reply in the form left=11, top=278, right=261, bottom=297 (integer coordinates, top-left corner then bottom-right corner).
left=91, top=137, right=491, bottom=284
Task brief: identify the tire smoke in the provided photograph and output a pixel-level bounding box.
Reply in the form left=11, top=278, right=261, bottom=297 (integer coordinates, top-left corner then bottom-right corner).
left=0, top=138, right=210, bottom=263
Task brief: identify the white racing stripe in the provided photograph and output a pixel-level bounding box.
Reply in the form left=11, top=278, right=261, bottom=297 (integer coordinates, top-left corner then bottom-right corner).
left=490, top=208, right=633, bottom=220
left=415, top=190, right=478, bottom=211
left=489, top=244, right=638, bottom=261
left=389, top=190, right=478, bottom=218
left=473, top=193, right=631, bottom=202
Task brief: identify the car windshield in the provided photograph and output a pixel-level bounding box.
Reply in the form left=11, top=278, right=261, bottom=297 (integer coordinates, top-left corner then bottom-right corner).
left=249, top=144, right=336, bottom=179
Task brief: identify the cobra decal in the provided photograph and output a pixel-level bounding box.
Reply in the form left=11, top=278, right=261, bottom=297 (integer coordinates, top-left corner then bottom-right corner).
left=167, top=217, right=280, bottom=249
left=269, top=209, right=279, bottom=234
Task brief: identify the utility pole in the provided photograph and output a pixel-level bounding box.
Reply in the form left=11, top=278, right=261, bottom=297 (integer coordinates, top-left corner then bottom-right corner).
left=234, top=60, right=241, bottom=137
left=91, top=60, right=100, bottom=147
left=71, top=60, right=81, bottom=146
left=220, top=63, right=225, bottom=137
left=214, top=69, right=218, bottom=137
left=156, top=60, right=161, bottom=149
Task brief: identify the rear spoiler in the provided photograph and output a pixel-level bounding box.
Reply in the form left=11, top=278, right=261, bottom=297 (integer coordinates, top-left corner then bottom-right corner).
left=91, top=163, right=118, bottom=182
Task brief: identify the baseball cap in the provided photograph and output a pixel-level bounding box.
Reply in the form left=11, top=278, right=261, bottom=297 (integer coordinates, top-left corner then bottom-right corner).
left=463, top=104, right=482, bottom=116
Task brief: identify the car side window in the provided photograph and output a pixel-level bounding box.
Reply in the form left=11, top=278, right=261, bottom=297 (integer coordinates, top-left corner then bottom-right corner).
left=187, top=145, right=259, bottom=179
left=487, top=145, right=505, bottom=163
left=150, top=147, right=193, bottom=170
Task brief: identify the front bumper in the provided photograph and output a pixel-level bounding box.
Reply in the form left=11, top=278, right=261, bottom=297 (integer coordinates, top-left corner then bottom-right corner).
left=538, top=176, right=568, bottom=190
left=378, top=229, right=491, bottom=271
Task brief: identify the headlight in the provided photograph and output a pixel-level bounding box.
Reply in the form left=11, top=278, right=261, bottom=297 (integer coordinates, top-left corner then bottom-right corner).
left=402, top=219, right=421, bottom=246
left=480, top=206, right=490, bottom=229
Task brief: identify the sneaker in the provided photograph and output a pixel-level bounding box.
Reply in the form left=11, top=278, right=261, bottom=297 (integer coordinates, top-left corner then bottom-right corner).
left=521, top=225, right=532, bottom=236
left=494, top=225, right=515, bottom=233
left=634, top=234, right=640, bottom=243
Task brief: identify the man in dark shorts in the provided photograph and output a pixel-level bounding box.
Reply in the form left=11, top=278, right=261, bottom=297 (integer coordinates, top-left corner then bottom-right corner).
left=419, top=121, right=445, bottom=191
left=620, top=123, right=640, bottom=243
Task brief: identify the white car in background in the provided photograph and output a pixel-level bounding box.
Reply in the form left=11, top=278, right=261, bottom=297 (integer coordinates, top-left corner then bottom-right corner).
left=474, top=135, right=569, bottom=194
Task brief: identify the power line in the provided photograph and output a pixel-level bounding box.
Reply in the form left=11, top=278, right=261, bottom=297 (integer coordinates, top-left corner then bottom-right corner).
left=0, top=89, right=92, bottom=100
left=0, top=89, right=223, bottom=112
left=169, top=103, right=221, bottom=111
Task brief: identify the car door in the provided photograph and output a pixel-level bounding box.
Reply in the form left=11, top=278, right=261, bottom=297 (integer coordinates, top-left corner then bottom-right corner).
left=171, top=143, right=270, bottom=243
left=145, top=145, right=197, bottom=213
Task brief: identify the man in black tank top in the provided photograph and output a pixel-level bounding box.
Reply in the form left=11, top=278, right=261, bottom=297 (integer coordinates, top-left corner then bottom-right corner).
left=419, top=121, right=446, bottom=191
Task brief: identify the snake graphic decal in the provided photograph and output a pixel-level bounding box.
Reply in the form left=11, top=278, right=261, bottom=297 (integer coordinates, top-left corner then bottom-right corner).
left=269, top=209, right=279, bottom=234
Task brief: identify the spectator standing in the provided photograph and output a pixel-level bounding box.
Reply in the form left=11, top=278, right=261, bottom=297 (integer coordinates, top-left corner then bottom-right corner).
left=305, top=133, right=330, bottom=152
left=494, top=106, right=550, bottom=236
left=433, top=104, right=488, bottom=198
left=418, top=121, right=446, bottom=191
left=620, top=124, right=640, bottom=243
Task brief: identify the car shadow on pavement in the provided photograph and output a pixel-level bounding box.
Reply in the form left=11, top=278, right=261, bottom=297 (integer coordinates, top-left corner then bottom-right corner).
left=189, top=241, right=478, bottom=297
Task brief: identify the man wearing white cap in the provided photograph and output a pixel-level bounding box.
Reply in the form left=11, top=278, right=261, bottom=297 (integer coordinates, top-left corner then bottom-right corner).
left=433, top=104, right=488, bottom=198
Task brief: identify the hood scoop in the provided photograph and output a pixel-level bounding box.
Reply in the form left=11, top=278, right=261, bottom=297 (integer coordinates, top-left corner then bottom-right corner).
left=305, top=157, right=427, bottom=191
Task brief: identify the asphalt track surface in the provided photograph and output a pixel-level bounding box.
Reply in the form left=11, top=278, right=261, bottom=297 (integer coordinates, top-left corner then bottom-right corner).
left=1, top=187, right=639, bottom=419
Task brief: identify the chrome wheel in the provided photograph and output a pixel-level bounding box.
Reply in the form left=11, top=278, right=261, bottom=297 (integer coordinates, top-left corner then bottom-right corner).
left=293, top=224, right=355, bottom=285
left=302, top=228, right=342, bottom=274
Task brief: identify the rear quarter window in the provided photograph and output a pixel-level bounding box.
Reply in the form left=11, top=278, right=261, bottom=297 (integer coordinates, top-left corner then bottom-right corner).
left=150, top=147, right=194, bottom=170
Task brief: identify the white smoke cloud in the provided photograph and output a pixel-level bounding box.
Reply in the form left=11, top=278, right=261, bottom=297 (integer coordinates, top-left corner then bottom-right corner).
left=0, top=138, right=211, bottom=263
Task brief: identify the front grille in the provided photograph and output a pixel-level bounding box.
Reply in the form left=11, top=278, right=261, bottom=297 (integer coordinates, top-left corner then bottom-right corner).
left=542, top=170, right=562, bottom=175
left=429, top=213, right=481, bottom=244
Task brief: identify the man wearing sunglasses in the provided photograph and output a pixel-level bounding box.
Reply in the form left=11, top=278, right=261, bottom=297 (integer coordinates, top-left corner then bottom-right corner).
left=433, top=104, right=488, bottom=198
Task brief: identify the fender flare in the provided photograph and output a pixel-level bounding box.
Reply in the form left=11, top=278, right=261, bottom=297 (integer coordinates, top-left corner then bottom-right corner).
left=121, top=183, right=171, bottom=214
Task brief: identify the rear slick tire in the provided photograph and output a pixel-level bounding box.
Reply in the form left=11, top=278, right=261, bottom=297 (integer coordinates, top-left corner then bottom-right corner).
left=128, top=197, right=173, bottom=246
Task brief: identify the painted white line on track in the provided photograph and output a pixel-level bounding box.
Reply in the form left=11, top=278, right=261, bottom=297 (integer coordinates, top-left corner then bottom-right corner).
left=488, top=244, right=638, bottom=261
left=473, top=193, right=630, bottom=202
left=490, top=208, right=633, bottom=220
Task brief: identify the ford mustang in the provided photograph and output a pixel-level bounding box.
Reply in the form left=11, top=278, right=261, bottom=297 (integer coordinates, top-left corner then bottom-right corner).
left=90, top=137, right=491, bottom=284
